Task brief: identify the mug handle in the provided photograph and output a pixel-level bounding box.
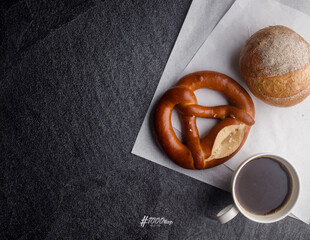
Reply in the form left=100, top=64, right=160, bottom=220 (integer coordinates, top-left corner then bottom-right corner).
left=216, top=204, right=239, bottom=224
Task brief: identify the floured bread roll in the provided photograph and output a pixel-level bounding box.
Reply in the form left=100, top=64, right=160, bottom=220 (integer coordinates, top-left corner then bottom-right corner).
left=240, top=25, right=310, bottom=107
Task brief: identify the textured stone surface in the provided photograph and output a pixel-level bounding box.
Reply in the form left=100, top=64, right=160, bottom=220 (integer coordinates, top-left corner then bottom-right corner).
left=1, top=0, right=310, bottom=239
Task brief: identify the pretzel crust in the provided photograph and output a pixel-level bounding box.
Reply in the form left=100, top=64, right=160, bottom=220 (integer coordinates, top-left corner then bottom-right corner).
left=154, top=71, right=255, bottom=169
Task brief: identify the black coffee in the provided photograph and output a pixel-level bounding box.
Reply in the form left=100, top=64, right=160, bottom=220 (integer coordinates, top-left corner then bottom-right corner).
left=235, top=157, right=292, bottom=215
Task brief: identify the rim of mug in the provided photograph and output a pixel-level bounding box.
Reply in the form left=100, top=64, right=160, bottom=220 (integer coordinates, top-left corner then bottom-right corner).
left=231, top=153, right=300, bottom=223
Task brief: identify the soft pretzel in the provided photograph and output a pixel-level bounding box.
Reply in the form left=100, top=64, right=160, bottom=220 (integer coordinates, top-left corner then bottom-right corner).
left=154, top=71, right=255, bottom=169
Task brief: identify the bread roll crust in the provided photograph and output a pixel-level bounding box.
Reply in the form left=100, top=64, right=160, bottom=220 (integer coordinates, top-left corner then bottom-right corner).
left=240, top=25, right=310, bottom=107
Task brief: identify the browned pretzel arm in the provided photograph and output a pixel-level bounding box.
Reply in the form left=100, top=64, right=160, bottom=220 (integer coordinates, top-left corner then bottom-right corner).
left=177, top=71, right=255, bottom=119
left=154, top=86, right=197, bottom=169
left=181, top=115, right=205, bottom=169
left=176, top=104, right=255, bottom=126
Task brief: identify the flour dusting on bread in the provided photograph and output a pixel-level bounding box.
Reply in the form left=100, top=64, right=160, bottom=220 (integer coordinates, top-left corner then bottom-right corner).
left=257, top=26, right=309, bottom=77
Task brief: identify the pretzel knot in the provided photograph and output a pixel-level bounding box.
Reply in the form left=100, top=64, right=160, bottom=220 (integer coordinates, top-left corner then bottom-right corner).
left=154, top=71, right=255, bottom=170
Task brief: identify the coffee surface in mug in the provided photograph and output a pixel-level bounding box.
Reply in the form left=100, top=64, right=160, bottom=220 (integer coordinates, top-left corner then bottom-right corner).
left=235, top=157, right=292, bottom=215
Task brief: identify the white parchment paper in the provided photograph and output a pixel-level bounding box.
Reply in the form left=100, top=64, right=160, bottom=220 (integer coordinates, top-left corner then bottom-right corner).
left=132, top=0, right=310, bottom=224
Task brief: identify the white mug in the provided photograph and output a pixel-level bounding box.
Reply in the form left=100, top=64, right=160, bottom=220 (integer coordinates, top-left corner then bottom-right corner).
left=217, top=153, right=300, bottom=224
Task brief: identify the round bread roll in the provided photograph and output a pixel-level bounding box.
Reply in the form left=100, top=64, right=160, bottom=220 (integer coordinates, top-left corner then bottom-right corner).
left=239, top=25, right=310, bottom=107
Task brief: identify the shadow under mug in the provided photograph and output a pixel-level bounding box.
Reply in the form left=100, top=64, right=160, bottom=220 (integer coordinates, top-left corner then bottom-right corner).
left=217, top=153, right=300, bottom=224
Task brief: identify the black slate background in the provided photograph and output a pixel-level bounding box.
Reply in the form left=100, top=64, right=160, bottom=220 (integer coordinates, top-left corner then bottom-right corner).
left=1, top=0, right=310, bottom=239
